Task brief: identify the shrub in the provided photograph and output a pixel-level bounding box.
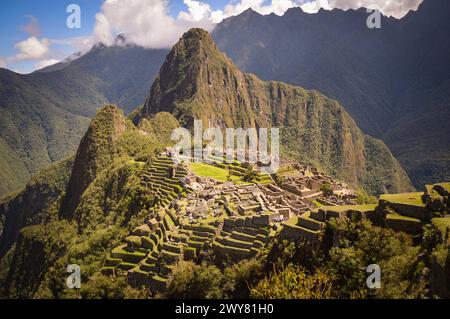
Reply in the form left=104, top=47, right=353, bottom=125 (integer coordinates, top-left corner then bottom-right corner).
left=250, top=264, right=335, bottom=299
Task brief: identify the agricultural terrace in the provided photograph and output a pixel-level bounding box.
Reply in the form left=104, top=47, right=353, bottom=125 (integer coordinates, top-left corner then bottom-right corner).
left=380, top=192, right=425, bottom=207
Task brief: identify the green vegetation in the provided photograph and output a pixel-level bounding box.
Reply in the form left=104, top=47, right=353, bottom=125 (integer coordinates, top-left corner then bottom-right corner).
left=320, top=204, right=378, bottom=213
left=188, top=163, right=241, bottom=183
left=0, top=46, right=168, bottom=198
left=380, top=192, right=425, bottom=207
left=213, top=5, right=450, bottom=188
left=324, top=217, right=426, bottom=298
left=250, top=265, right=335, bottom=299
left=141, top=28, right=413, bottom=195
left=386, top=213, right=420, bottom=222
left=320, top=182, right=333, bottom=197
left=0, top=157, right=74, bottom=256
left=242, top=167, right=257, bottom=183
left=355, top=189, right=378, bottom=205
left=1, top=27, right=449, bottom=300
left=0, top=104, right=176, bottom=298
left=165, top=259, right=264, bottom=299
left=432, top=217, right=450, bottom=245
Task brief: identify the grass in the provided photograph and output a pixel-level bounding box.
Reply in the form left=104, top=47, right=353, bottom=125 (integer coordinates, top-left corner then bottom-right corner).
left=313, top=200, right=324, bottom=207
left=432, top=217, right=450, bottom=235
left=285, top=216, right=299, bottom=226
left=213, top=241, right=251, bottom=253
left=189, top=162, right=241, bottom=183
left=434, top=183, right=450, bottom=192
left=320, top=204, right=377, bottom=212
left=386, top=213, right=420, bottom=222
left=380, top=192, right=425, bottom=207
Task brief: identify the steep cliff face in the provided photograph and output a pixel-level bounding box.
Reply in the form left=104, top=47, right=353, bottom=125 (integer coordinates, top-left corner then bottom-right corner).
left=59, top=105, right=132, bottom=219
left=0, top=105, right=178, bottom=297
left=141, top=28, right=413, bottom=194
left=0, top=158, right=73, bottom=258
left=2, top=221, right=75, bottom=298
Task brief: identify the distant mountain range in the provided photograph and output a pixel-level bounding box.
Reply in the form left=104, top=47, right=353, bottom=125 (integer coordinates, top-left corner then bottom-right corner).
left=0, top=46, right=166, bottom=196
left=212, top=0, right=450, bottom=187
left=0, top=0, right=448, bottom=198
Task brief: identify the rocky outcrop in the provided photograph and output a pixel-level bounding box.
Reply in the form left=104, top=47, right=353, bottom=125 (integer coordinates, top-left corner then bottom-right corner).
left=0, top=158, right=73, bottom=258
left=59, top=105, right=131, bottom=219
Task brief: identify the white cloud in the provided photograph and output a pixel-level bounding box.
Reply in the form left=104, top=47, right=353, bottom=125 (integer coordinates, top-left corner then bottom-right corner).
left=301, top=0, right=331, bottom=13
left=219, top=0, right=300, bottom=17
left=2, top=36, right=62, bottom=73
left=178, top=0, right=215, bottom=22
left=213, top=0, right=422, bottom=20
left=93, top=0, right=217, bottom=49
left=300, top=0, right=423, bottom=18
left=35, top=58, right=61, bottom=70
left=67, top=0, right=425, bottom=53
left=51, top=36, right=95, bottom=55
left=14, top=37, right=50, bottom=61
left=1, top=0, right=424, bottom=73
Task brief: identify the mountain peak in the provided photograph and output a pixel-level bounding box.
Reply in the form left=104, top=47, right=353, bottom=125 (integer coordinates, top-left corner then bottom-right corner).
left=138, top=29, right=413, bottom=194
left=59, top=105, right=131, bottom=219
left=140, top=28, right=235, bottom=124
left=241, top=7, right=260, bottom=16
left=175, top=28, right=218, bottom=55
left=284, top=6, right=305, bottom=16
left=182, top=27, right=212, bottom=40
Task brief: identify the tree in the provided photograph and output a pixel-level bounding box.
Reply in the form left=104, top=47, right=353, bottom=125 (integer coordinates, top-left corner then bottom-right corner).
left=75, top=275, right=147, bottom=299
left=320, top=182, right=333, bottom=197
left=223, top=258, right=264, bottom=298
left=250, top=264, right=335, bottom=299
left=166, top=261, right=225, bottom=299
left=242, top=167, right=257, bottom=183
left=325, top=217, right=426, bottom=298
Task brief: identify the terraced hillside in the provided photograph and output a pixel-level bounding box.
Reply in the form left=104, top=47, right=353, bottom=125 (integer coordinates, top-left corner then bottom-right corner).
left=100, top=147, right=381, bottom=294
left=90, top=152, right=450, bottom=297
left=308, top=182, right=450, bottom=240
left=138, top=156, right=188, bottom=209
left=101, top=155, right=284, bottom=291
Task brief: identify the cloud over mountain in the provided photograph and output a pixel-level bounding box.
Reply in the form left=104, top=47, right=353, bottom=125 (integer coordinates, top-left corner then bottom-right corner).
left=1, top=0, right=424, bottom=73
left=92, top=0, right=423, bottom=50
left=93, top=0, right=218, bottom=49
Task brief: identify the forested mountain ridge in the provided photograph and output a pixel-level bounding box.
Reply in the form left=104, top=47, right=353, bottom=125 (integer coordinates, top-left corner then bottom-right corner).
left=212, top=0, right=450, bottom=187
left=1, top=0, right=447, bottom=198
left=0, top=46, right=166, bottom=198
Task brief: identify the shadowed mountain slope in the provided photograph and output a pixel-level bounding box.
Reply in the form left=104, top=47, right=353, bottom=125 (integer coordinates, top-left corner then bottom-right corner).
left=212, top=0, right=450, bottom=187
left=140, top=28, right=413, bottom=195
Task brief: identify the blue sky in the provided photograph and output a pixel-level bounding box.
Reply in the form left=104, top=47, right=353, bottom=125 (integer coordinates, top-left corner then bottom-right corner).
left=0, top=0, right=103, bottom=72
left=0, top=0, right=217, bottom=72
left=0, top=0, right=422, bottom=73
